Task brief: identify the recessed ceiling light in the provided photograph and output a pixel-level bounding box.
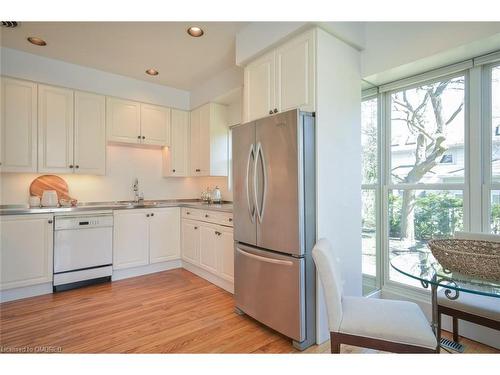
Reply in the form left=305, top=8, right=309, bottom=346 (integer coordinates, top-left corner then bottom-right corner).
left=187, top=26, right=204, bottom=37
left=145, top=68, right=159, bottom=76
left=27, top=36, right=47, bottom=46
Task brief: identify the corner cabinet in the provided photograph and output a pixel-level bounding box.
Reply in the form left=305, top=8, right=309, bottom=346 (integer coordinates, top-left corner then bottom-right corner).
left=190, top=103, right=228, bottom=176
left=0, top=78, right=38, bottom=173
left=163, top=109, right=190, bottom=177
left=0, top=214, right=54, bottom=290
left=107, top=97, right=171, bottom=147
left=113, top=207, right=180, bottom=270
left=243, top=29, right=315, bottom=123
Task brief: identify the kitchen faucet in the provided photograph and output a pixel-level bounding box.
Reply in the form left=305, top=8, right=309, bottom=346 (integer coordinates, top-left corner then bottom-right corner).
left=133, top=178, right=144, bottom=203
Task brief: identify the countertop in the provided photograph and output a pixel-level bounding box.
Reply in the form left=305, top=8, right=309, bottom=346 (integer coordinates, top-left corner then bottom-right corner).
left=0, top=199, right=233, bottom=216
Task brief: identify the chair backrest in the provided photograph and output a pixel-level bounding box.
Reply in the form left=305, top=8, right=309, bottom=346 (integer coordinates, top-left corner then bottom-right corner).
left=312, top=238, right=343, bottom=332
left=455, top=231, right=500, bottom=242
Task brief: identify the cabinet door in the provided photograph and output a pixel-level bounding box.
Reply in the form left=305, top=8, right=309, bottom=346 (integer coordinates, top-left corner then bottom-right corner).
left=181, top=219, right=200, bottom=264
left=276, top=30, right=315, bottom=113
left=244, top=50, right=275, bottom=122
left=217, top=227, right=234, bottom=282
left=163, top=109, right=189, bottom=177
left=113, top=210, right=149, bottom=270
left=106, top=97, right=141, bottom=144
left=149, top=208, right=181, bottom=263
left=0, top=78, right=37, bottom=172
left=199, top=224, right=218, bottom=273
left=140, top=104, right=171, bottom=146
left=197, top=104, right=211, bottom=175
left=38, top=84, right=74, bottom=173
left=1, top=214, right=53, bottom=290
left=189, top=107, right=201, bottom=176
left=74, top=91, right=106, bottom=175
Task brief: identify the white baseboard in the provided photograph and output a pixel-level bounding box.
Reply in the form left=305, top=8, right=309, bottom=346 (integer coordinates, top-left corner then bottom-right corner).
left=382, top=286, right=500, bottom=350
left=182, top=261, right=234, bottom=294
left=112, top=259, right=182, bottom=281
left=0, top=282, right=53, bottom=303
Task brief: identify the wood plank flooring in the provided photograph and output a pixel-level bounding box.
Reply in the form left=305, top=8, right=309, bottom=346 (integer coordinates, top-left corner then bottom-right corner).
left=0, top=269, right=497, bottom=354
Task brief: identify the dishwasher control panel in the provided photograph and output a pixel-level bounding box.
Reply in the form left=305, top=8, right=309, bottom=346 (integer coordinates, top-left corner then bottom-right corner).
left=54, top=214, right=114, bottom=230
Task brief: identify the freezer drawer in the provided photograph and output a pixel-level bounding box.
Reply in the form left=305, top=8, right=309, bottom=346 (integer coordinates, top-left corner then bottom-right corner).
left=234, top=243, right=305, bottom=342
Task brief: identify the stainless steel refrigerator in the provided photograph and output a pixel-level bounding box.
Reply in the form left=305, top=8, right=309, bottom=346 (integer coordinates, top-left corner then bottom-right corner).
left=232, top=109, right=316, bottom=350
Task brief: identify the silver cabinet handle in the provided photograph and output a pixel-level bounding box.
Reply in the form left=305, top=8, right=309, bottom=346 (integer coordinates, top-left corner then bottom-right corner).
left=236, top=248, right=293, bottom=266
left=246, top=143, right=256, bottom=223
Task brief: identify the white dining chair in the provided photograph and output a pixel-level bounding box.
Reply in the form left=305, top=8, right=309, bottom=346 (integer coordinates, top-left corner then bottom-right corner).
left=436, top=231, right=500, bottom=344
left=312, top=238, right=437, bottom=353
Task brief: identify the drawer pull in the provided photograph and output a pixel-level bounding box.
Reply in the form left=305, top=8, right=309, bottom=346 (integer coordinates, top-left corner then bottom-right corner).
left=48, top=219, right=53, bottom=224
left=229, top=218, right=232, bottom=222
left=195, top=169, right=201, bottom=172
left=215, top=231, right=221, bottom=236
left=186, top=211, right=190, bottom=215
left=194, top=226, right=198, bottom=230
left=205, top=214, right=209, bottom=218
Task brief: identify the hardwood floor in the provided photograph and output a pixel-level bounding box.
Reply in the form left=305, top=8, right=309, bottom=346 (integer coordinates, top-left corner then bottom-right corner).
left=0, top=269, right=497, bottom=354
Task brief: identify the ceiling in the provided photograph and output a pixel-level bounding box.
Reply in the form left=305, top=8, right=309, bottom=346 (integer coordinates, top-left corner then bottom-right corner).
left=0, top=22, right=248, bottom=91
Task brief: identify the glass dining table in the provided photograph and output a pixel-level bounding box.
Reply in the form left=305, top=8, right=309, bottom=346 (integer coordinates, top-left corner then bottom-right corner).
left=390, top=252, right=500, bottom=351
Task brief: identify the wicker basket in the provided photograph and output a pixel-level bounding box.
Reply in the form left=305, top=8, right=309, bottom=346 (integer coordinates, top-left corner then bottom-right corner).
left=428, top=239, right=500, bottom=281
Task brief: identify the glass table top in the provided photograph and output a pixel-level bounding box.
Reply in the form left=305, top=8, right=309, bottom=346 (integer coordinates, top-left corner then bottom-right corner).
left=390, top=252, right=500, bottom=298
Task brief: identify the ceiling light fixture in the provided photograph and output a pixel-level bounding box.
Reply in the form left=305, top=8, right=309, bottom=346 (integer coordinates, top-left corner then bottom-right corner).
left=27, top=36, right=47, bottom=46
left=145, top=68, right=159, bottom=76
left=187, top=26, right=204, bottom=37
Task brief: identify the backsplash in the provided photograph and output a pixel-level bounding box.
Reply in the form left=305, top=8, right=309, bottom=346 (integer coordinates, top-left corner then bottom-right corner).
left=0, top=144, right=231, bottom=205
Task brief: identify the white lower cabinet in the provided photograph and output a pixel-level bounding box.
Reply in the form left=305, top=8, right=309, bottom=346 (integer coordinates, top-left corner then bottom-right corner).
left=113, top=207, right=180, bottom=270
left=0, top=214, right=54, bottom=290
left=181, top=209, right=234, bottom=286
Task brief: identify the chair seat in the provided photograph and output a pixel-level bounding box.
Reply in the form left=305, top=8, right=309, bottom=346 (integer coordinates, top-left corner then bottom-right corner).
left=438, top=289, right=500, bottom=321
left=339, top=297, right=437, bottom=350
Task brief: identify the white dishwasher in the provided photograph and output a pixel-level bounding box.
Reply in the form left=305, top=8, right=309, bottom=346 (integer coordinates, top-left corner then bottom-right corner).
left=53, top=211, right=113, bottom=291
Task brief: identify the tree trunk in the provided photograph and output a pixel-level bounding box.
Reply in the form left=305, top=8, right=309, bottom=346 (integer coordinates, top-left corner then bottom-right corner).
left=400, top=190, right=415, bottom=244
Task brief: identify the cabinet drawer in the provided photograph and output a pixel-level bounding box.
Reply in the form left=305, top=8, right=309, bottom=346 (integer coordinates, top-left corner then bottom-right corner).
left=203, top=210, right=233, bottom=227
left=181, top=207, right=204, bottom=220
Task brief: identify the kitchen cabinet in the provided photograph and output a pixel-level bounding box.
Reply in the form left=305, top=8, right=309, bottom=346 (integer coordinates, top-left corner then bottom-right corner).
left=149, top=208, right=181, bottom=263
left=243, top=50, right=276, bottom=123
left=74, top=91, right=106, bottom=175
left=107, top=97, right=171, bottom=146
left=140, top=104, right=171, bottom=146
left=106, top=97, right=141, bottom=144
left=181, top=219, right=200, bottom=264
left=163, top=109, right=190, bottom=177
left=0, top=77, right=38, bottom=173
left=243, top=29, right=315, bottom=122
left=181, top=208, right=234, bottom=285
left=0, top=214, right=54, bottom=290
left=190, top=103, right=228, bottom=176
left=38, top=84, right=74, bottom=174
left=113, top=207, right=180, bottom=270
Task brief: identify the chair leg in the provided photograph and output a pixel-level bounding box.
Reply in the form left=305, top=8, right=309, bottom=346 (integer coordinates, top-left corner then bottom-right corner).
left=330, top=332, right=341, bottom=353
left=452, top=317, right=459, bottom=343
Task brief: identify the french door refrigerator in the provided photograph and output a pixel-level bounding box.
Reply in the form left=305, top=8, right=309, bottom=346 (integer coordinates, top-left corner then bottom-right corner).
left=232, top=109, right=316, bottom=350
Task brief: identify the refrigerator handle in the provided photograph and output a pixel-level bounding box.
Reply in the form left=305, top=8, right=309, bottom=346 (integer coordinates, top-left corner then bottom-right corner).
left=236, top=248, right=293, bottom=266
left=254, top=142, right=267, bottom=223
left=246, top=143, right=256, bottom=223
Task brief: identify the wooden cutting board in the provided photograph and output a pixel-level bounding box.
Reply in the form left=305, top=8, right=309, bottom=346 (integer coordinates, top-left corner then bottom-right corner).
left=29, top=175, right=73, bottom=201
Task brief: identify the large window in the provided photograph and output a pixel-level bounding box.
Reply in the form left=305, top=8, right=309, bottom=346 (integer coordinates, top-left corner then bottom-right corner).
left=490, top=65, right=500, bottom=232
left=361, top=96, right=379, bottom=295
left=387, top=76, right=466, bottom=286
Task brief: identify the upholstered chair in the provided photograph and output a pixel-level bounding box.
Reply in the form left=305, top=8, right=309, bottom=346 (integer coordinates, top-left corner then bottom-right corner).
left=312, top=238, right=437, bottom=353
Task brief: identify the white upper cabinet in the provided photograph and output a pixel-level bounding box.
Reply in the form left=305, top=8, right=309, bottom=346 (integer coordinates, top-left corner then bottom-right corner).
left=163, top=109, right=190, bottom=177
left=107, top=97, right=171, bottom=146
left=276, top=29, right=315, bottom=113
left=1, top=214, right=53, bottom=290
left=140, top=104, right=171, bottom=146
left=190, top=103, right=228, bottom=177
left=106, top=97, right=141, bottom=144
left=244, top=50, right=276, bottom=122
left=0, top=78, right=37, bottom=172
left=74, top=91, right=106, bottom=175
left=243, top=29, right=316, bottom=122
left=38, top=84, right=74, bottom=174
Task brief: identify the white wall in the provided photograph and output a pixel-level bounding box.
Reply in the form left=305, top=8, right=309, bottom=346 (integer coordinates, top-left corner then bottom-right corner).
left=1, top=145, right=204, bottom=204
left=315, top=28, right=362, bottom=342
left=362, top=22, right=500, bottom=85
left=0, top=47, right=190, bottom=109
